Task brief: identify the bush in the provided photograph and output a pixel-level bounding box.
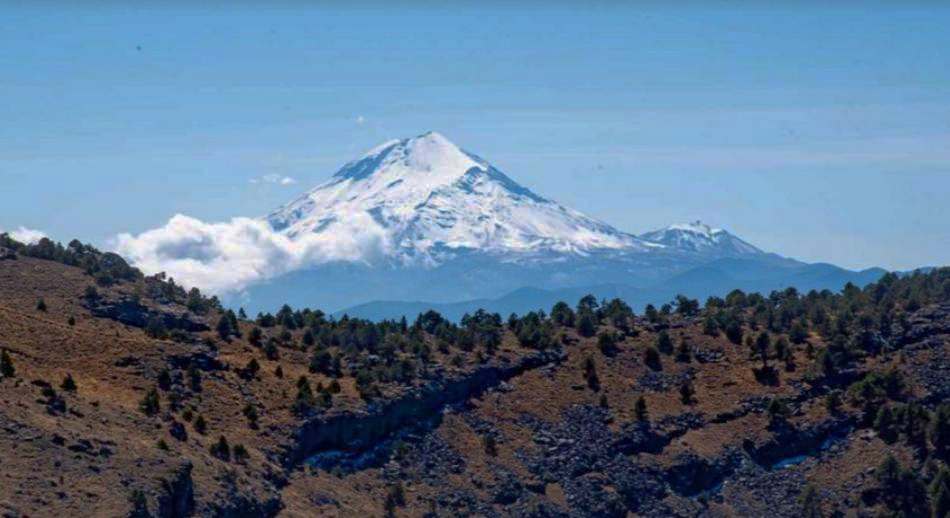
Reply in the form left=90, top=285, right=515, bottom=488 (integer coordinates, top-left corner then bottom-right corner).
left=36, top=298, right=47, bottom=312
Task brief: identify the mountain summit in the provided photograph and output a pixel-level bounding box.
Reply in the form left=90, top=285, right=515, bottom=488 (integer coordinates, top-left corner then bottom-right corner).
left=639, top=220, right=762, bottom=257
left=217, top=132, right=876, bottom=314
left=267, top=132, right=645, bottom=264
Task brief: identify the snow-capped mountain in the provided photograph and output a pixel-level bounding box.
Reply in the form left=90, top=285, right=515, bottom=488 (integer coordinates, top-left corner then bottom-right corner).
left=229, top=131, right=815, bottom=315
left=639, top=221, right=763, bottom=257
left=267, top=132, right=648, bottom=265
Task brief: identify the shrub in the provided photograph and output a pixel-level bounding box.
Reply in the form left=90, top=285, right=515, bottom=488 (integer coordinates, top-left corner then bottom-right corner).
left=36, top=298, right=47, bottom=312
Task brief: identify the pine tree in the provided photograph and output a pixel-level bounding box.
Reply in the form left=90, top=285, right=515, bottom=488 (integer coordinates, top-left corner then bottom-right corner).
left=656, top=330, right=673, bottom=355
left=210, top=435, right=231, bottom=461
left=36, top=298, right=47, bottom=312
left=635, top=396, right=648, bottom=422
left=874, top=406, right=897, bottom=443
left=583, top=356, right=600, bottom=392
left=932, top=404, right=950, bottom=460
left=755, top=331, right=771, bottom=369
left=644, top=346, right=662, bottom=371
left=675, top=337, right=691, bottom=363
left=799, top=484, right=823, bottom=518
left=139, top=387, right=160, bottom=416
left=216, top=315, right=233, bottom=340
left=679, top=381, right=695, bottom=405
left=60, top=374, right=77, bottom=392
left=483, top=434, right=498, bottom=456
left=0, top=349, right=15, bottom=378
left=930, top=467, right=950, bottom=518
left=194, top=415, right=207, bottom=434
left=577, top=311, right=596, bottom=338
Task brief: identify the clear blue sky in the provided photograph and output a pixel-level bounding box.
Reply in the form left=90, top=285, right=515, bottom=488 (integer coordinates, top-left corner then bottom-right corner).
left=2, top=3, right=948, bottom=270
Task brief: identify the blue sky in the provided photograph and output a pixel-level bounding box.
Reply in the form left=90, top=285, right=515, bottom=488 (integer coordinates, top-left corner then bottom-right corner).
left=2, top=3, right=948, bottom=270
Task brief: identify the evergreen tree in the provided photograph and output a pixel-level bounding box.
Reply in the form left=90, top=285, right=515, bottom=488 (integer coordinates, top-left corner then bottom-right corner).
left=0, top=349, right=15, bottom=378
left=577, top=311, right=596, bottom=338
left=930, top=467, right=950, bottom=518
left=932, top=404, right=950, bottom=460
left=790, top=321, right=808, bottom=344
left=675, top=337, right=692, bottom=363
left=799, top=484, right=823, bottom=518
left=216, top=314, right=233, bottom=340
left=583, top=356, right=600, bottom=392
left=210, top=435, right=231, bottom=461
left=597, top=331, right=617, bottom=356
left=635, top=396, right=648, bottom=422
left=60, top=373, right=77, bottom=392
left=702, top=315, right=719, bottom=336
left=755, top=331, right=771, bottom=369
left=644, top=346, right=662, bottom=371
left=874, top=406, right=898, bottom=443
left=194, top=415, right=207, bottom=434
left=139, top=387, right=160, bottom=416
left=656, top=330, right=673, bottom=355
left=36, top=298, right=47, bottom=312
left=679, top=381, right=695, bottom=405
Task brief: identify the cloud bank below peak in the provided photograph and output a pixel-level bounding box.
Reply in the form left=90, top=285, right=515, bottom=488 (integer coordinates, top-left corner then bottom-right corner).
left=113, top=214, right=390, bottom=294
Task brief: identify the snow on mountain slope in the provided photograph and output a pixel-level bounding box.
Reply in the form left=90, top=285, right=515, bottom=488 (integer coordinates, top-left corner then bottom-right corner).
left=639, top=220, right=762, bottom=256
left=267, top=131, right=648, bottom=264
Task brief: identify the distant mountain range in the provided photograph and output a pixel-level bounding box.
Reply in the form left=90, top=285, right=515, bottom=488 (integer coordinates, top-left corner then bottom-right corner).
left=223, top=131, right=891, bottom=318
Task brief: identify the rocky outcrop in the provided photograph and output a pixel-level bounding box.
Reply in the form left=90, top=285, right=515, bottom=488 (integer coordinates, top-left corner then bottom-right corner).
left=283, top=349, right=565, bottom=467
left=84, top=296, right=209, bottom=332
left=154, top=462, right=195, bottom=518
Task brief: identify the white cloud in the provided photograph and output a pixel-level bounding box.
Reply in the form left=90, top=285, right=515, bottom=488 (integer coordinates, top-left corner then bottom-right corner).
left=250, top=174, right=297, bottom=186
left=113, top=214, right=389, bottom=294
left=1, top=226, right=47, bottom=244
